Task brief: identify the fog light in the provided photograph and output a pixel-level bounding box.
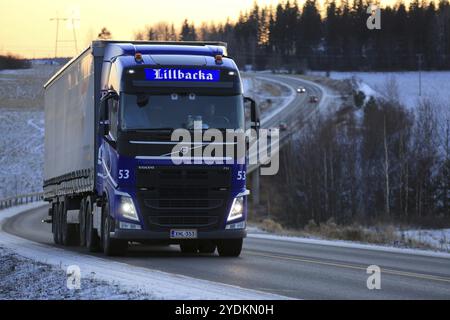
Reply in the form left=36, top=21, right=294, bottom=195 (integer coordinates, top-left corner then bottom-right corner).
left=226, top=221, right=246, bottom=230
left=119, top=221, right=142, bottom=230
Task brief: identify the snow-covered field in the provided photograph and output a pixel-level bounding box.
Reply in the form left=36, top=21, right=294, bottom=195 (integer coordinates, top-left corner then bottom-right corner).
left=309, top=71, right=450, bottom=109
left=0, top=110, right=44, bottom=198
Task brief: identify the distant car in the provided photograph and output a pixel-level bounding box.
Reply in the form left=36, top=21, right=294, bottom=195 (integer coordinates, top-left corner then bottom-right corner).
left=279, top=122, right=288, bottom=131
left=309, top=95, right=319, bottom=103
left=297, top=87, right=306, bottom=93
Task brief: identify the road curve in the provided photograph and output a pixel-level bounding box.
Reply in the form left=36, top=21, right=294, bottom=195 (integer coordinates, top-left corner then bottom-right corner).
left=3, top=75, right=450, bottom=300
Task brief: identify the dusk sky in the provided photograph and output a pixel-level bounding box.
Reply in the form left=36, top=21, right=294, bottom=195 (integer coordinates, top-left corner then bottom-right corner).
left=0, top=0, right=401, bottom=58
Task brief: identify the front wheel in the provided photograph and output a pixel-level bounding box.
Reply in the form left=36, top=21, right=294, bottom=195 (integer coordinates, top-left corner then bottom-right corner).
left=85, top=197, right=101, bottom=252
left=217, top=239, right=243, bottom=257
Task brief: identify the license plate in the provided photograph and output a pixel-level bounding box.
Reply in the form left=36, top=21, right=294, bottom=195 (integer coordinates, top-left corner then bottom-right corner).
left=170, top=229, right=197, bottom=239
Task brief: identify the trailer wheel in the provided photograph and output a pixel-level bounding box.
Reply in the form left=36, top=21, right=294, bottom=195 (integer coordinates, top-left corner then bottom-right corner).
left=57, top=201, right=64, bottom=244
left=180, top=241, right=199, bottom=254
left=86, top=197, right=100, bottom=252
left=102, top=201, right=127, bottom=256
left=52, top=202, right=60, bottom=244
left=198, top=240, right=216, bottom=254
left=79, top=198, right=86, bottom=247
left=61, top=199, right=78, bottom=246
left=217, top=239, right=243, bottom=257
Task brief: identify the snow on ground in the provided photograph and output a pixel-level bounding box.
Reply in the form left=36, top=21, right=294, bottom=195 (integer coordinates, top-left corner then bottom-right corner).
left=0, top=245, right=155, bottom=300
left=0, top=110, right=44, bottom=199
left=247, top=227, right=450, bottom=259
left=309, top=71, right=450, bottom=109
left=399, top=229, right=450, bottom=252
left=0, top=203, right=290, bottom=300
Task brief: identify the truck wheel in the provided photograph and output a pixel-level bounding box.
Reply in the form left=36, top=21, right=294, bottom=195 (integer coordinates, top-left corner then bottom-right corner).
left=198, top=240, right=216, bottom=254
left=86, top=197, right=100, bottom=252
left=102, top=202, right=127, bottom=256
left=180, top=241, right=198, bottom=254
left=61, top=198, right=79, bottom=246
left=52, top=203, right=60, bottom=244
left=217, top=239, right=243, bottom=257
left=57, top=202, right=64, bottom=244
left=79, top=198, right=86, bottom=247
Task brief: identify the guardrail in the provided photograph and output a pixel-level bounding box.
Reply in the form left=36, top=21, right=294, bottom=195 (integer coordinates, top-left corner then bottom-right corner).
left=0, top=192, right=44, bottom=210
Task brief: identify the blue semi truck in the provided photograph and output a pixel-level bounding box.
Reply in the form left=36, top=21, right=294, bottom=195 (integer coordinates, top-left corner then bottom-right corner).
left=43, top=40, right=260, bottom=256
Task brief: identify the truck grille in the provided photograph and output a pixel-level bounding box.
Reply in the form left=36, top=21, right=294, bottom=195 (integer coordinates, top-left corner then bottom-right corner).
left=136, top=166, right=231, bottom=230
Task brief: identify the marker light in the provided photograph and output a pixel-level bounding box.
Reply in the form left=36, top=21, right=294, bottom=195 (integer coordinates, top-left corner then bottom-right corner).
left=128, top=69, right=135, bottom=74
left=119, top=196, right=139, bottom=221
left=215, top=54, right=223, bottom=65
left=135, top=52, right=143, bottom=62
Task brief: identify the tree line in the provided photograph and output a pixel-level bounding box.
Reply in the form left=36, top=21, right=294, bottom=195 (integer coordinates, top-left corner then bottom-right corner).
left=262, top=87, right=450, bottom=228
left=134, top=0, right=450, bottom=71
left=0, top=54, right=31, bottom=70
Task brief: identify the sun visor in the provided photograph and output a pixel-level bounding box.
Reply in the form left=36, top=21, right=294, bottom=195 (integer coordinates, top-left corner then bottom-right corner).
left=151, top=55, right=207, bottom=66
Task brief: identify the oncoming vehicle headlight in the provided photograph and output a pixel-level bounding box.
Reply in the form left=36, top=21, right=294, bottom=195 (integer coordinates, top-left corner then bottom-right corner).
left=119, top=196, right=139, bottom=221
left=227, top=197, right=244, bottom=222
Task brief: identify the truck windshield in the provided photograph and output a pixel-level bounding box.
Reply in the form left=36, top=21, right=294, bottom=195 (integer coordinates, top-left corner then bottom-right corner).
left=120, top=94, right=244, bottom=131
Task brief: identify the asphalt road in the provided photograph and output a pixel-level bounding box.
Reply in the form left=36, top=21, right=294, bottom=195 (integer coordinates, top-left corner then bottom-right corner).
left=3, top=75, right=450, bottom=299
left=4, top=204, right=450, bottom=299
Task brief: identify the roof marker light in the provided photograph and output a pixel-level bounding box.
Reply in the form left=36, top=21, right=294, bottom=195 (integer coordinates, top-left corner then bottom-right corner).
left=215, top=55, right=223, bottom=65
left=135, top=52, right=143, bottom=62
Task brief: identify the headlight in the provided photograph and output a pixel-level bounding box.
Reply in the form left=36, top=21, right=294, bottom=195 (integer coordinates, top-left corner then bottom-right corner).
left=119, top=196, right=139, bottom=221
left=227, top=197, right=244, bottom=222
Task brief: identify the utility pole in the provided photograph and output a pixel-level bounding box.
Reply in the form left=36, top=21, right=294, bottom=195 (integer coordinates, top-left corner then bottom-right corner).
left=71, top=16, right=80, bottom=55
left=417, top=53, right=423, bottom=97
left=50, top=14, right=67, bottom=58
left=50, top=12, right=79, bottom=58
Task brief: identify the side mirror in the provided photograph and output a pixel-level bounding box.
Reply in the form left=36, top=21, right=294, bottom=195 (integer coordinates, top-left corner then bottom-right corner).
left=99, top=96, right=110, bottom=136
left=99, top=91, right=118, bottom=136
left=244, top=96, right=260, bottom=130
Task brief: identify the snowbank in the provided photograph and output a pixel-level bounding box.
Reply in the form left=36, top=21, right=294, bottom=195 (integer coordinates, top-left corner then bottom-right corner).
left=247, top=230, right=450, bottom=259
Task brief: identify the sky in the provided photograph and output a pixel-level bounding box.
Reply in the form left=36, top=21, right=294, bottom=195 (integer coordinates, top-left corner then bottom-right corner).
left=1, top=0, right=401, bottom=58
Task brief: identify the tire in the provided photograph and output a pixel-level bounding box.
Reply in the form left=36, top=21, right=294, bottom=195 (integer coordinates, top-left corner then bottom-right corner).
left=217, top=239, right=243, bottom=257
left=61, top=198, right=79, bottom=246
left=198, top=240, right=216, bottom=254
left=57, top=201, right=63, bottom=244
left=180, top=241, right=199, bottom=254
left=52, top=203, right=60, bottom=245
left=86, top=197, right=101, bottom=252
left=102, top=201, right=127, bottom=256
left=79, top=198, right=86, bottom=247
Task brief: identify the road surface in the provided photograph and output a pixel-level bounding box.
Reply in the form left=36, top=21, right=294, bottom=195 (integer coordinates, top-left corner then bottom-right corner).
left=2, top=75, right=450, bottom=299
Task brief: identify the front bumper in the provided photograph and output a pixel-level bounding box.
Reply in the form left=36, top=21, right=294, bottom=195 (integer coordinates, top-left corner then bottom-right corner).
left=111, top=228, right=246, bottom=241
